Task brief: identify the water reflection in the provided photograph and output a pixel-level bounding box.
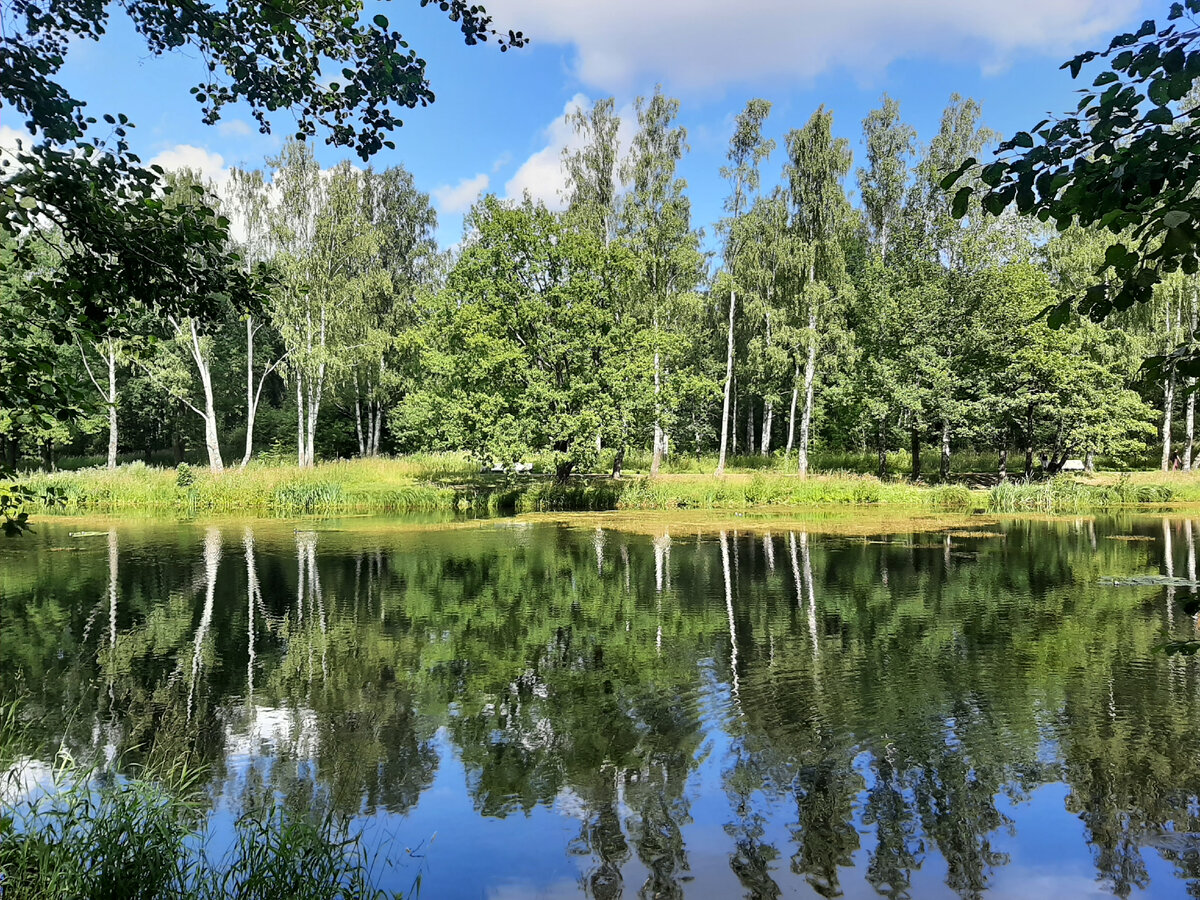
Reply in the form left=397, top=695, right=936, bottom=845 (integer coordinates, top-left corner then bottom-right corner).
left=5, top=516, right=1200, bottom=897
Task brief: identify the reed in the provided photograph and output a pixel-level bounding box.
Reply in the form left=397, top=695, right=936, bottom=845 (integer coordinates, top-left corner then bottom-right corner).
left=17, top=457, right=1200, bottom=518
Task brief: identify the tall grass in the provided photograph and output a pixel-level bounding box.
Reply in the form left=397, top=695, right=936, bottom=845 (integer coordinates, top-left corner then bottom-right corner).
left=17, top=456, right=1200, bottom=517
left=988, top=475, right=1175, bottom=513
left=0, top=756, right=398, bottom=900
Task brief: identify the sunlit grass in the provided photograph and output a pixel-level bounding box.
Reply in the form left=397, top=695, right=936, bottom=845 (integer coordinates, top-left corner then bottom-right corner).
left=19, top=455, right=1200, bottom=517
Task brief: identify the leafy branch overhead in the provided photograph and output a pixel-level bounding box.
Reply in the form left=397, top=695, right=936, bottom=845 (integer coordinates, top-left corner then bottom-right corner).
left=2, top=0, right=526, bottom=157
left=0, top=0, right=527, bottom=340
left=943, top=1, right=1200, bottom=327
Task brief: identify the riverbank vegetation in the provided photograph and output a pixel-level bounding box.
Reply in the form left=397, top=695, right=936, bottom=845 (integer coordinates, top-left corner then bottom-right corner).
left=18, top=454, right=1200, bottom=516
left=5, top=87, right=1196, bottom=492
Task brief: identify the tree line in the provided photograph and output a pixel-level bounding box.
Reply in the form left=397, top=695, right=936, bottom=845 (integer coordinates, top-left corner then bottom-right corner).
left=3, top=89, right=1196, bottom=479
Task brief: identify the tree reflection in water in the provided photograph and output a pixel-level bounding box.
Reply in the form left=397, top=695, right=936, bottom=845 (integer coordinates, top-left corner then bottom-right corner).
left=5, top=515, right=1200, bottom=896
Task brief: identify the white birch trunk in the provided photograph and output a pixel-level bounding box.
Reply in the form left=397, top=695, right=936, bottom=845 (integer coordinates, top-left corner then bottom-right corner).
left=1163, top=370, right=1177, bottom=471
left=187, top=321, right=224, bottom=472
left=105, top=345, right=118, bottom=470
left=372, top=401, right=383, bottom=456
left=242, top=317, right=256, bottom=469
left=785, top=365, right=799, bottom=457
left=651, top=348, right=664, bottom=476
left=940, top=420, right=951, bottom=481
left=716, top=289, right=736, bottom=476
left=797, top=314, right=817, bottom=477
left=761, top=401, right=774, bottom=456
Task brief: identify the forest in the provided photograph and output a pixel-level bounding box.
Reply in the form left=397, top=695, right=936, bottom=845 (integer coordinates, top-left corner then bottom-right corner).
left=3, top=89, right=1196, bottom=484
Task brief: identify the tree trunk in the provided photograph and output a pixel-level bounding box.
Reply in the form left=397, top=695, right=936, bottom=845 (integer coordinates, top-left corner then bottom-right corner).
left=106, top=345, right=118, bottom=470
left=184, top=320, right=224, bottom=472
left=1163, top=368, right=1177, bottom=472
left=1085, top=449, right=1095, bottom=474
left=1185, top=378, right=1196, bottom=471
left=998, top=446, right=1007, bottom=481
left=877, top=417, right=887, bottom=479
left=716, top=289, right=736, bottom=476
left=611, top=446, right=625, bottom=479
left=797, top=316, right=817, bottom=478
left=297, top=378, right=305, bottom=467
left=242, top=317, right=256, bottom=469
left=651, top=349, right=663, bottom=476
left=1025, top=404, right=1035, bottom=479
left=785, top=365, right=799, bottom=458
left=354, top=379, right=366, bottom=457
left=746, top=397, right=755, bottom=456
left=372, top=400, right=383, bottom=456
left=940, top=420, right=951, bottom=481
left=911, top=425, right=921, bottom=481
left=731, top=383, right=738, bottom=456
left=761, top=401, right=773, bottom=456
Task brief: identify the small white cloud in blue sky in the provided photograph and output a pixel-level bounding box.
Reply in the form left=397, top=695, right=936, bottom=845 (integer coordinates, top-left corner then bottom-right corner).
left=148, top=144, right=229, bottom=186
left=503, top=94, right=637, bottom=208
left=433, top=172, right=491, bottom=213
left=217, top=119, right=254, bottom=138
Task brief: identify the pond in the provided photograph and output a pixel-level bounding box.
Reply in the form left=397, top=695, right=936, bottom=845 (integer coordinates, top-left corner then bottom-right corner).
left=3, top=513, right=1200, bottom=898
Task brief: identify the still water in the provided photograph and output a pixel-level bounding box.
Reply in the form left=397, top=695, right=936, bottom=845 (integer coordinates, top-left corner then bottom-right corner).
left=4, top=513, right=1200, bottom=898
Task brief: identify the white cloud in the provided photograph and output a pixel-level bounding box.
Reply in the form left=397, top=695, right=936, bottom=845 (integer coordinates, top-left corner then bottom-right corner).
left=432, top=172, right=490, bottom=213
left=0, top=125, right=29, bottom=161
left=217, top=118, right=254, bottom=138
left=487, top=0, right=1144, bottom=90
left=148, top=144, right=230, bottom=187
left=503, top=93, right=636, bottom=209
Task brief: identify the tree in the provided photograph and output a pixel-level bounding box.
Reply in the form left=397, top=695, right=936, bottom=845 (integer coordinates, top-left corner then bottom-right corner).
left=564, top=98, right=624, bottom=247
left=942, top=3, right=1200, bottom=330
left=859, top=95, right=916, bottom=263
left=619, top=88, right=706, bottom=476
left=905, top=95, right=1000, bottom=480
left=785, top=106, right=853, bottom=477
left=344, top=165, right=440, bottom=457
left=432, top=196, right=632, bottom=480
left=853, top=96, right=917, bottom=476
left=716, top=100, right=775, bottom=476
left=1, top=0, right=524, bottom=529
left=78, top=337, right=123, bottom=470
left=269, top=145, right=389, bottom=467
left=223, top=167, right=286, bottom=469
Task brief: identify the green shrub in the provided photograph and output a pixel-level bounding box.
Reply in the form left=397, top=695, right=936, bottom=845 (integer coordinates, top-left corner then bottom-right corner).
left=175, top=463, right=195, bottom=489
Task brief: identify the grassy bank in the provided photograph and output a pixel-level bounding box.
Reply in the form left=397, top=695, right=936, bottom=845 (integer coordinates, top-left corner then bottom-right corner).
left=14, top=455, right=1200, bottom=517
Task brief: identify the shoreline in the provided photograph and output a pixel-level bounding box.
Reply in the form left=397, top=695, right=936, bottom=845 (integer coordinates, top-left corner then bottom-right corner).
left=13, top=457, right=1200, bottom=518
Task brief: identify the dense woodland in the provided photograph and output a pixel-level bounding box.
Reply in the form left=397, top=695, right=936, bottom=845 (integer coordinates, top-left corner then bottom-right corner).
left=3, top=90, right=1196, bottom=480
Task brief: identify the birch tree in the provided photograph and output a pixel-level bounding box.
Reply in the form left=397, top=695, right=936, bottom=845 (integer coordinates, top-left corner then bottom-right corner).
left=160, top=169, right=230, bottom=471
left=224, top=166, right=285, bottom=468
left=79, top=338, right=122, bottom=469
left=564, top=98, right=624, bottom=246
left=785, top=107, right=852, bottom=477
left=270, top=142, right=389, bottom=467
left=716, top=100, right=774, bottom=476
left=619, top=88, right=705, bottom=475
left=346, top=165, right=439, bottom=457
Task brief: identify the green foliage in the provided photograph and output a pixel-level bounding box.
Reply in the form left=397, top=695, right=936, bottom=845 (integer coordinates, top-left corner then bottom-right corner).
left=175, top=463, right=195, bottom=489
left=944, top=3, right=1200, bottom=326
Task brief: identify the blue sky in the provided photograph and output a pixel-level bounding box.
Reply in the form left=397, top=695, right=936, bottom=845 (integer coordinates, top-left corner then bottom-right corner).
left=0, top=0, right=1161, bottom=249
